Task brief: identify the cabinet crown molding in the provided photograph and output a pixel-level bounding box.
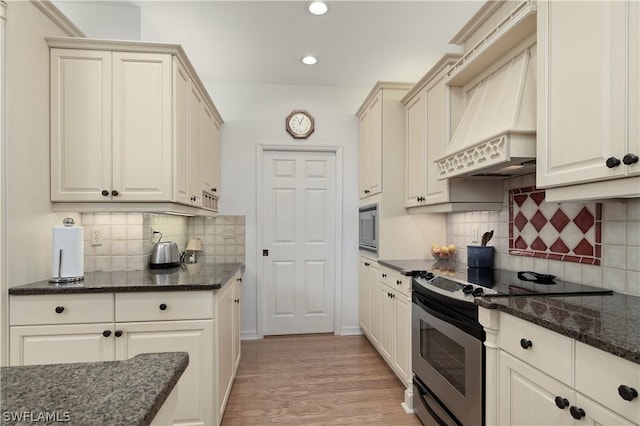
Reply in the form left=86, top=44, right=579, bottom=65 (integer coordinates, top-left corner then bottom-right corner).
left=356, top=81, right=414, bottom=117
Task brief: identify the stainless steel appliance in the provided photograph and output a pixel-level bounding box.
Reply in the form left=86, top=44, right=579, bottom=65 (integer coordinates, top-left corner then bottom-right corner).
left=358, top=203, right=378, bottom=253
left=411, top=269, right=613, bottom=426
left=150, top=232, right=180, bottom=269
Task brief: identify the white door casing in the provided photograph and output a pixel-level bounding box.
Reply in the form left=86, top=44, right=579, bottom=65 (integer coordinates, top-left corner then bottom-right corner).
left=258, top=147, right=340, bottom=336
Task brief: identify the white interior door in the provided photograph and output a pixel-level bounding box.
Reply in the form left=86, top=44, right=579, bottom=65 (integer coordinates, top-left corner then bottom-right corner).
left=262, top=150, right=336, bottom=335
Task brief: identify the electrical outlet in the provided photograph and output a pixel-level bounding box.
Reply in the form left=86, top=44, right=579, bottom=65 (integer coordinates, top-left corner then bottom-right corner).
left=91, top=228, right=103, bottom=246
left=223, top=226, right=235, bottom=239
left=472, top=226, right=479, bottom=243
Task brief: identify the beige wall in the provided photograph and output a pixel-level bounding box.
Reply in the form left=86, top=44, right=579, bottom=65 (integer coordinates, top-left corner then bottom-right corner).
left=1, top=1, right=79, bottom=365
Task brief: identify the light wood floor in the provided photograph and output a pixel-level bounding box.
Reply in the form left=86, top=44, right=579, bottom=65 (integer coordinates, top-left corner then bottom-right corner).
left=221, top=334, right=422, bottom=425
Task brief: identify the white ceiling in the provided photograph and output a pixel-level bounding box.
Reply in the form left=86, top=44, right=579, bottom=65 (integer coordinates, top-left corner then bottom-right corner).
left=56, top=1, right=484, bottom=89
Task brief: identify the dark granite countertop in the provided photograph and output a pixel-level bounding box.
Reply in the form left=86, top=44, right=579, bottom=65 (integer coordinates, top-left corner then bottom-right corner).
left=477, top=293, right=640, bottom=365
left=377, top=259, right=437, bottom=276
left=0, top=352, right=188, bottom=426
left=8, top=263, right=244, bottom=295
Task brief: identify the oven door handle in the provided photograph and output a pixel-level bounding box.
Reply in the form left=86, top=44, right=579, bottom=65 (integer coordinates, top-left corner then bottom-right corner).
left=413, top=292, right=484, bottom=339
left=414, top=377, right=462, bottom=426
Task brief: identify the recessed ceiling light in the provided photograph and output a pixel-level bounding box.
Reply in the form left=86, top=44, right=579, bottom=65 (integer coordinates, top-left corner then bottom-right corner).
left=302, top=56, right=317, bottom=65
left=308, top=1, right=328, bottom=16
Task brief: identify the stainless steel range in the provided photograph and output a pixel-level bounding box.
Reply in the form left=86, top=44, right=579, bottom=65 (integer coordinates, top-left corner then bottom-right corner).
left=411, top=269, right=613, bottom=426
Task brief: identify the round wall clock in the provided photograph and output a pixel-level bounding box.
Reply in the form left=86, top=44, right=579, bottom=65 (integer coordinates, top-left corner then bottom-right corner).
left=286, top=110, right=315, bottom=139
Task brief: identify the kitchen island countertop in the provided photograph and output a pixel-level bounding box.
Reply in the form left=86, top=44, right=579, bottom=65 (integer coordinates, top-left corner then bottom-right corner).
left=8, top=262, right=244, bottom=295
left=0, top=352, right=189, bottom=426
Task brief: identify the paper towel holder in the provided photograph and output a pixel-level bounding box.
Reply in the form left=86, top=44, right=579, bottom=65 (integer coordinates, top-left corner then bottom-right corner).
left=49, top=217, right=85, bottom=284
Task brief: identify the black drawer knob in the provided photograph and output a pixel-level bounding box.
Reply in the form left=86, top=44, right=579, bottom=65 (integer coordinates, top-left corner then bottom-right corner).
left=103, top=330, right=112, bottom=338
left=54, top=306, right=64, bottom=314
left=237, top=277, right=242, bottom=282
left=114, top=330, right=122, bottom=337
left=623, top=153, right=639, bottom=165
left=364, top=189, right=370, bottom=194
left=396, top=280, right=402, bottom=285
left=382, top=273, right=387, bottom=278
left=159, top=303, right=167, bottom=311
left=569, top=406, right=585, bottom=420
left=606, top=157, right=621, bottom=168
left=101, top=190, right=109, bottom=196
left=111, top=190, right=119, bottom=196
left=554, top=396, right=569, bottom=409
left=520, top=338, right=533, bottom=349
left=212, top=187, right=217, bottom=192
left=618, top=385, right=638, bottom=401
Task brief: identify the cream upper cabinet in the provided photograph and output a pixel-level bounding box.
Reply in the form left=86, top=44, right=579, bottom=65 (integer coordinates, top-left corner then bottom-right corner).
left=537, top=1, right=640, bottom=200
left=359, top=91, right=382, bottom=199
left=48, top=37, right=223, bottom=213
left=403, top=55, right=503, bottom=212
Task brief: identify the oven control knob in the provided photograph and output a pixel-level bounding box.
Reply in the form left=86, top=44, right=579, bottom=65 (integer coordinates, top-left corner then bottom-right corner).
left=472, top=287, right=484, bottom=297
left=463, top=285, right=474, bottom=294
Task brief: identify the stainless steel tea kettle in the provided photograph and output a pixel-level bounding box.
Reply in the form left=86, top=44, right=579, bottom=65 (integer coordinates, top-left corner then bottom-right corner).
left=150, top=231, right=180, bottom=268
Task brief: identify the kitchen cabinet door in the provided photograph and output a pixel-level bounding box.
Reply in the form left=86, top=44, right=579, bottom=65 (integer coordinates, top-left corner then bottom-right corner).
left=404, top=89, right=427, bottom=207
left=201, top=104, right=220, bottom=198
left=174, top=58, right=191, bottom=205
left=358, top=258, right=371, bottom=334
left=367, top=262, right=381, bottom=347
left=112, top=52, right=173, bottom=201
left=115, top=320, right=214, bottom=426
left=187, top=84, right=203, bottom=207
left=499, top=350, right=573, bottom=426
left=216, top=277, right=234, bottom=420
left=50, top=49, right=112, bottom=202
left=10, top=323, right=115, bottom=366
left=379, top=283, right=395, bottom=363
left=537, top=1, right=638, bottom=189
left=393, top=291, right=411, bottom=387
left=233, top=273, right=242, bottom=371
left=359, top=92, right=383, bottom=199
left=358, top=108, right=371, bottom=198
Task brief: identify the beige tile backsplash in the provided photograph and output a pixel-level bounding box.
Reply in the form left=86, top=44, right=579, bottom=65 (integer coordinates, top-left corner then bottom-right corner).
left=446, top=174, right=640, bottom=296
left=82, top=212, right=245, bottom=272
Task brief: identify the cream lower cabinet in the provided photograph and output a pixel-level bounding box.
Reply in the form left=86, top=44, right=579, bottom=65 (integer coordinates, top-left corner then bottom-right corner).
left=359, top=262, right=412, bottom=409
left=9, top=281, right=242, bottom=426
left=537, top=1, right=640, bottom=201
left=481, top=309, right=640, bottom=426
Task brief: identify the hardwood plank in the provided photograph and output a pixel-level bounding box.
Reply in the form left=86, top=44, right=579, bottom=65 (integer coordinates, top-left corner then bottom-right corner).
left=221, top=334, right=421, bottom=425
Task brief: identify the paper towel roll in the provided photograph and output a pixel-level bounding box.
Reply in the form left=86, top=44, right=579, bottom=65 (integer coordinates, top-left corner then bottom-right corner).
left=51, top=224, right=84, bottom=280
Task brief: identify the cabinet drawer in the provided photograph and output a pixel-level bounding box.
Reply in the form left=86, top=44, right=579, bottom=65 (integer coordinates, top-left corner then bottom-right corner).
left=10, top=294, right=114, bottom=325
left=115, top=291, right=213, bottom=322
left=499, top=313, right=573, bottom=385
left=575, top=341, right=640, bottom=423
left=379, top=268, right=411, bottom=297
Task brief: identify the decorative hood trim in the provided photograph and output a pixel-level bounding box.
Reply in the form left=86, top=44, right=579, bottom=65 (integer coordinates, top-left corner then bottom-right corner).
left=436, top=0, right=537, bottom=179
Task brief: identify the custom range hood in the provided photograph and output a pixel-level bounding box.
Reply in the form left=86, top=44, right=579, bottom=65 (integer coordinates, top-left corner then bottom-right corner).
left=436, top=0, right=537, bottom=179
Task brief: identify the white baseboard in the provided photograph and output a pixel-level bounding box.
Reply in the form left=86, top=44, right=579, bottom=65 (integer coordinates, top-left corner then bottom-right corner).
left=338, top=326, right=363, bottom=336
left=240, top=330, right=259, bottom=340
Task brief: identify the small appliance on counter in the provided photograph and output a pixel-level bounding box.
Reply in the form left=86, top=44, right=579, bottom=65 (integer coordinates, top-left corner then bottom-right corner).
left=150, top=231, right=180, bottom=269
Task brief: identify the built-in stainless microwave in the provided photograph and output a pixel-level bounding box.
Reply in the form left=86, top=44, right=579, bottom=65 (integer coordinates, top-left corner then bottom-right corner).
left=359, top=203, right=378, bottom=253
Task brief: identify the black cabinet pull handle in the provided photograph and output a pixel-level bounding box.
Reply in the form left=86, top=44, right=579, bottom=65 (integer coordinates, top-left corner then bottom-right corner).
left=569, top=406, right=585, bottom=420
left=103, top=330, right=112, bottom=338
left=618, top=385, right=638, bottom=401
left=554, top=396, right=569, bottom=409
left=622, top=153, right=639, bottom=165
left=382, top=273, right=387, bottom=278
left=101, top=190, right=109, bottom=196
left=606, top=157, right=621, bottom=168
left=114, top=330, right=122, bottom=337
left=212, top=187, right=217, bottom=192
left=364, top=262, right=370, bottom=266
left=237, top=277, right=242, bottom=282
left=396, top=280, right=402, bottom=285
left=159, top=303, right=167, bottom=311
left=363, top=189, right=370, bottom=194
left=111, top=190, right=119, bottom=196
left=55, top=306, right=64, bottom=314
left=520, top=338, right=533, bottom=349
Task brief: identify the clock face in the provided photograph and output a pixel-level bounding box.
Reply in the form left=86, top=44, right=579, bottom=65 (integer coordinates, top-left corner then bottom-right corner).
left=286, top=110, right=314, bottom=139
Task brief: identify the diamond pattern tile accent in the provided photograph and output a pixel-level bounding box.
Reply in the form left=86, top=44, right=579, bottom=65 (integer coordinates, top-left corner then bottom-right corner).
left=509, top=186, right=601, bottom=265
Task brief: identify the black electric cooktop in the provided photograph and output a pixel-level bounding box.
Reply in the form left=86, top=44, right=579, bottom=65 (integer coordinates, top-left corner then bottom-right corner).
left=413, top=268, right=613, bottom=304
